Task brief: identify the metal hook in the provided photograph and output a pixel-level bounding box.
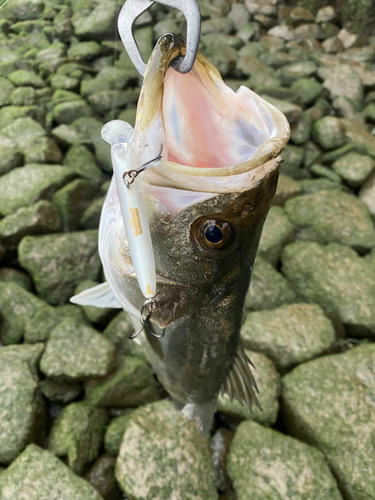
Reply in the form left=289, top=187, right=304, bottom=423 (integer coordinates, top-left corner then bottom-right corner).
left=118, top=0, right=201, bottom=76
left=129, top=298, right=165, bottom=339
left=122, top=144, right=163, bottom=187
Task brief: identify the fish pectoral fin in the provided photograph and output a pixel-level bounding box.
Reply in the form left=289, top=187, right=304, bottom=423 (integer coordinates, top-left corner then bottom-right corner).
left=221, top=343, right=262, bottom=412
left=70, top=282, right=122, bottom=309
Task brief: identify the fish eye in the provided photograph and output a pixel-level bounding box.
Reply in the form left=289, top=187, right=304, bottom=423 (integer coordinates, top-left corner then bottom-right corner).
left=193, top=219, right=233, bottom=251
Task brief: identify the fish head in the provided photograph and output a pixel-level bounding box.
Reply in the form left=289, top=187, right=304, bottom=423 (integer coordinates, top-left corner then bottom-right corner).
left=99, top=34, right=290, bottom=328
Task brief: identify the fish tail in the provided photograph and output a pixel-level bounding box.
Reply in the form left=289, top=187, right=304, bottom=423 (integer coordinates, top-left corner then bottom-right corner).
left=181, top=399, right=217, bottom=437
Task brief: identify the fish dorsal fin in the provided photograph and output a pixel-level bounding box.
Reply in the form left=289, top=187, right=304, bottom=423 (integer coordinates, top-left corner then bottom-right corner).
left=221, top=343, right=262, bottom=412
left=70, top=282, right=122, bottom=309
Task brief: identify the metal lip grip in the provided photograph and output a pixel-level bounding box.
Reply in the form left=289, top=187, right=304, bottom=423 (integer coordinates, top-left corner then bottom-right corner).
left=118, top=0, right=201, bottom=76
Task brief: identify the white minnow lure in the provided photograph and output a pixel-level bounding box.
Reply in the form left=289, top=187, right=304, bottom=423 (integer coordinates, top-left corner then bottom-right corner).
left=101, top=120, right=156, bottom=300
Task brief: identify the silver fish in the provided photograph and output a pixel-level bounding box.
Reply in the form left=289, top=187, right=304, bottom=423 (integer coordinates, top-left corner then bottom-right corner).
left=72, top=34, right=290, bottom=435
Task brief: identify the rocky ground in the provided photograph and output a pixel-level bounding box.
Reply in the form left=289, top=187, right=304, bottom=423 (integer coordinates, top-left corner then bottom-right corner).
left=0, top=0, right=375, bottom=498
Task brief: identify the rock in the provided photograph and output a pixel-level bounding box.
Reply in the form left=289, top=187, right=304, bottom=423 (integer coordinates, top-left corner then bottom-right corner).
left=0, top=444, right=104, bottom=499
left=63, top=144, right=103, bottom=182
left=117, top=107, right=136, bottom=127
left=237, top=22, right=260, bottom=44
left=0, top=106, right=45, bottom=130
left=260, top=95, right=302, bottom=124
left=283, top=344, right=375, bottom=500
left=74, top=280, right=116, bottom=324
left=0, top=200, right=61, bottom=249
left=85, top=355, right=163, bottom=407
left=203, top=44, right=237, bottom=78
left=102, top=311, right=147, bottom=358
left=85, top=453, right=120, bottom=500
left=53, top=99, right=92, bottom=124
left=18, top=230, right=101, bottom=304
left=210, top=428, right=234, bottom=493
left=80, top=196, right=106, bottom=229
left=272, top=174, right=302, bottom=206
left=289, top=6, right=315, bottom=23
left=281, top=242, right=375, bottom=338
left=0, top=344, right=45, bottom=465
left=245, top=257, right=297, bottom=312
left=40, top=379, right=81, bottom=404
left=322, top=36, right=343, bottom=54
left=0, top=282, right=48, bottom=345
left=258, top=206, right=294, bottom=266
left=340, top=118, right=375, bottom=151
left=0, top=116, right=45, bottom=149
left=285, top=189, right=375, bottom=252
left=52, top=179, right=97, bottom=231
left=241, top=304, right=335, bottom=372
left=276, top=60, right=317, bottom=85
left=115, top=400, right=218, bottom=500
left=0, top=267, right=32, bottom=291
left=0, top=77, right=14, bottom=106
left=332, top=152, right=375, bottom=187
left=291, top=78, right=322, bottom=106
left=299, top=178, right=342, bottom=194
left=217, top=350, right=280, bottom=424
left=10, top=87, right=37, bottom=106
left=0, top=163, right=75, bottom=216
left=104, top=411, right=133, bottom=456
left=49, top=401, right=108, bottom=474
left=360, top=171, right=375, bottom=216
left=68, top=41, right=102, bottom=60
left=228, top=3, right=250, bottom=30
left=323, top=64, right=363, bottom=111
left=8, top=69, right=45, bottom=88
left=280, top=144, right=308, bottom=179
left=201, top=16, right=234, bottom=36
left=267, top=24, right=294, bottom=41
left=310, top=163, right=342, bottom=183
left=73, top=2, right=117, bottom=39
left=40, top=319, right=116, bottom=381
left=24, top=136, right=63, bottom=164
left=52, top=116, right=103, bottom=148
left=88, top=89, right=140, bottom=116
left=312, top=116, right=347, bottom=150
left=316, top=6, right=336, bottom=23
left=0, top=145, right=23, bottom=176
left=227, top=420, right=342, bottom=500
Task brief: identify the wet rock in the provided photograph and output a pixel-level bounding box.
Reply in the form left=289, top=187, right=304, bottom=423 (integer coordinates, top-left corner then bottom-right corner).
left=312, top=116, right=347, bottom=150
left=0, top=200, right=61, bottom=249
left=332, top=152, right=375, bottom=187
left=85, top=355, right=163, bottom=407
left=283, top=344, right=375, bottom=500
left=272, top=174, right=302, bottom=206
left=85, top=453, right=121, bottom=500
left=40, top=379, right=81, bottom=404
left=0, top=282, right=48, bottom=345
left=0, top=267, right=32, bottom=291
left=241, top=304, right=335, bottom=372
left=63, top=144, right=103, bottom=182
left=74, top=280, right=116, bottom=324
left=0, top=163, right=75, bottom=216
left=116, top=400, right=218, bottom=500
left=53, top=99, right=92, bottom=124
left=245, top=257, right=297, bottom=312
left=0, top=145, right=23, bottom=176
left=0, top=344, right=45, bottom=465
left=210, top=428, right=234, bottom=493
left=8, top=69, right=45, bottom=88
left=217, top=350, right=280, bottom=424
left=323, top=64, right=363, bottom=111
left=258, top=206, right=294, bottom=266
left=360, top=171, right=375, bottom=216
left=49, top=401, right=108, bottom=474
left=284, top=190, right=375, bottom=251
left=0, top=444, right=104, bottom=499
left=18, top=230, right=101, bottom=304
left=40, top=318, right=116, bottom=381
left=281, top=242, right=375, bottom=338
left=227, top=420, right=342, bottom=500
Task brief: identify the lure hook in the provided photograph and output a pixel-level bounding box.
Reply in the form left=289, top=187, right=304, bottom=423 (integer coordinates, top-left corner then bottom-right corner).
left=122, top=144, right=163, bottom=187
left=129, top=298, right=165, bottom=339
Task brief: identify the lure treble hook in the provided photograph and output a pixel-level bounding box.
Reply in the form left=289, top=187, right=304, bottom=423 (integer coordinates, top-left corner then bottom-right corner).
left=129, top=298, right=165, bottom=339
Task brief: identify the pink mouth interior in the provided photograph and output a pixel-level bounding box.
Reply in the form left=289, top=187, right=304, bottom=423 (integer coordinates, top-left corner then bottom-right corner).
left=162, top=66, right=272, bottom=169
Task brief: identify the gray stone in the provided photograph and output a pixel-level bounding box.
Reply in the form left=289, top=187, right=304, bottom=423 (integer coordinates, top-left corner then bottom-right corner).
left=102, top=310, right=147, bottom=358
left=284, top=190, right=375, bottom=252
left=52, top=179, right=97, bottom=231
left=276, top=60, right=317, bottom=85
left=0, top=344, right=45, bottom=465
left=281, top=242, right=375, bottom=338
left=8, top=69, right=45, bottom=88
left=18, top=230, right=101, bottom=304
left=75, top=280, right=116, bottom=324
left=104, top=411, right=133, bottom=456
left=237, top=22, right=261, bottom=44
left=0, top=200, right=61, bottom=249
left=360, top=171, right=375, bottom=216
left=88, top=89, right=140, bottom=116
left=283, top=344, right=375, bottom=500
left=63, top=144, right=103, bottom=182
left=0, top=145, right=23, bottom=175
left=85, top=354, right=163, bottom=407
left=341, top=118, right=375, bottom=151
left=322, top=36, right=343, bottom=54
left=40, top=379, right=81, bottom=404
left=258, top=206, right=294, bottom=266
left=272, top=174, right=302, bottom=206
left=0, top=267, right=32, bottom=291
left=85, top=453, right=120, bottom=500
left=116, top=400, right=218, bottom=500
left=0, top=282, right=47, bottom=345
left=241, top=304, right=335, bottom=371
left=227, top=420, right=342, bottom=500
left=49, top=401, right=108, bottom=475
left=0, top=445, right=104, bottom=499
left=245, top=257, right=297, bottom=312
left=332, top=152, right=375, bottom=187
left=312, top=116, right=347, bottom=150
left=228, top=3, right=250, bottom=30
left=40, top=319, right=116, bottom=381
left=201, top=16, right=233, bottom=36
left=0, top=77, right=14, bottom=106
left=53, top=99, right=92, bottom=124
left=203, top=44, right=237, bottom=78
left=323, top=64, right=363, bottom=111
left=289, top=6, right=315, bottom=23
left=117, top=108, right=136, bottom=127
left=73, top=2, right=117, bottom=39
left=50, top=73, right=79, bottom=91
left=316, top=6, right=336, bottom=23
left=217, top=350, right=280, bottom=424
